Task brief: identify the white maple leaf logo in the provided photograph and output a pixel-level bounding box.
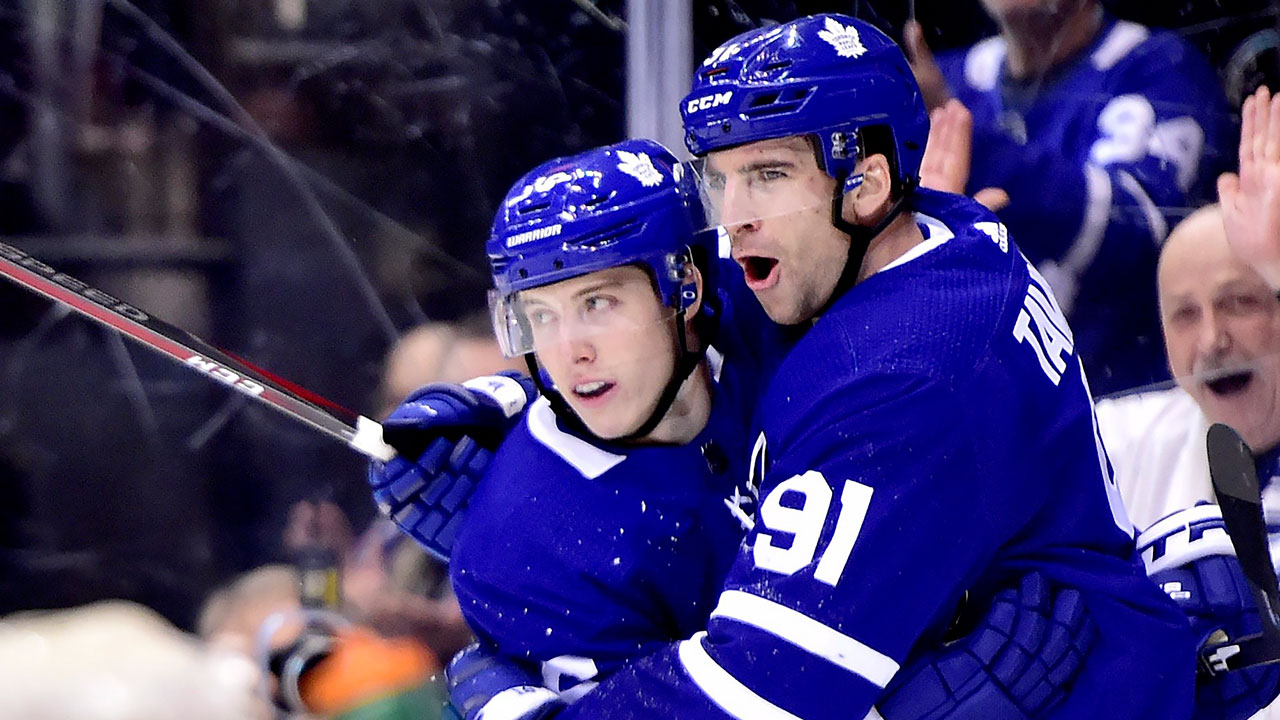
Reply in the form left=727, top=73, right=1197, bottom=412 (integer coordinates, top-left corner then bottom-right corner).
left=616, top=151, right=663, bottom=187
left=817, top=18, right=867, bottom=58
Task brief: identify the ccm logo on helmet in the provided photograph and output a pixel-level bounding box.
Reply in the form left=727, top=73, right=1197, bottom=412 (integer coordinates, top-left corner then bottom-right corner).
left=686, top=91, right=733, bottom=114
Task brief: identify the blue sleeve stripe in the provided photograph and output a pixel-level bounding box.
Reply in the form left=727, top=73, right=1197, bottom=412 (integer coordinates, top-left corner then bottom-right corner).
left=709, top=590, right=900, bottom=688
left=678, top=632, right=804, bottom=720
left=1089, top=21, right=1149, bottom=71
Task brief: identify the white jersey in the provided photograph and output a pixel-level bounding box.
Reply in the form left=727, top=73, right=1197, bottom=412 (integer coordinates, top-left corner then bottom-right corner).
left=1096, top=386, right=1213, bottom=532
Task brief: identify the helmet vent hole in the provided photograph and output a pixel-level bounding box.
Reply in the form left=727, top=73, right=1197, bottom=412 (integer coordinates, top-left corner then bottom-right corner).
left=518, top=269, right=529, bottom=278
left=518, top=201, right=551, bottom=215
left=553, top=259, right=564, bottom=270
left=700, top=67, right=729, bottom=80
left=760, top=60, right=792, bottom=74
left=743, top=87, right=813, bottom=119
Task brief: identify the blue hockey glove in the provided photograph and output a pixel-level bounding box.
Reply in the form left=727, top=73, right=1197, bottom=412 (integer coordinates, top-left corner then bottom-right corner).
left=1140, top=504, right=1280, bottom=720
left=878, top=572, right=1096, bottom=720
left=369, top=371, right=537, bottom=562
left=446, top=643, right=564, bottom=720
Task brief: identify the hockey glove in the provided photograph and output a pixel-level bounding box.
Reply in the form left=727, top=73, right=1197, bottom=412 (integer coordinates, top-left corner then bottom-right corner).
left=1140, top=504, right=1280, bottom=720
left=878, top=572, right=1096, bottom=720
left=369, top=371, right=537, bottom=562
left=446, top=643, right=564, bottom=720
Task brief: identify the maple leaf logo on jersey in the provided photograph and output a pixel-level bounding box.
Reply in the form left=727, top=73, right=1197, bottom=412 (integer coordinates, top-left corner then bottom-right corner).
left=616, top=151, right=663, bottom=187
left=818, top=18, right=867, bottom=58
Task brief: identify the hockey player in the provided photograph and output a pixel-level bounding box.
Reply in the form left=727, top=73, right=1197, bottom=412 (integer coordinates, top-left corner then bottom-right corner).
left=379, top=14, right=1196, bottom=720
left=909, top=0, right=1232, bottom=394
left=435, top=137, right=789, bottom=702
left=375, top=138, right=1099, bottom=720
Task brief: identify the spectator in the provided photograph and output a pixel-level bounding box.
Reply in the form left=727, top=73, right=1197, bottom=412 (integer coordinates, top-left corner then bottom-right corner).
left=907, top=0, right=1233, bottom=393
left=1098, top=203, right=1280, bottom=529
left=377, top=313, right=522, bottom=418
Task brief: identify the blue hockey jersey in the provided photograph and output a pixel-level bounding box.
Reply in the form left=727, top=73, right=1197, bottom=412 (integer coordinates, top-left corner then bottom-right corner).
left=449, top=257, right=790, bottom=698
left=544, top=189, right=1195, bottom=719
left=938, top=17, right=1232, bottom=395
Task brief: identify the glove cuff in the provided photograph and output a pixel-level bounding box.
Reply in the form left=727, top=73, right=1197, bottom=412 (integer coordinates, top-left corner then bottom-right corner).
left=462, top=372, right=538, bottom=419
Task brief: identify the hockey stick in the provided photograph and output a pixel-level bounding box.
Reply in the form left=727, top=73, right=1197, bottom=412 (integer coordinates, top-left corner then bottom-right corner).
left=0, top=240, right=396, bottom=462
left=1200, top=422, right=1280, bottom=674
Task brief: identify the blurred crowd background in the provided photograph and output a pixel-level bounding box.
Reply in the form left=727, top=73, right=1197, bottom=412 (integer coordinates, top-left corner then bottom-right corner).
left=0, top=0, right=1277, bottom=716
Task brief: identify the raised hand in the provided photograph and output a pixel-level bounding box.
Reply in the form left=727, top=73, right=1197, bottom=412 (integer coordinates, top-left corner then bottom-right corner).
left=920, top=99, right=1010, bottom=212
left=1218, top=86, right=1280, bottom=288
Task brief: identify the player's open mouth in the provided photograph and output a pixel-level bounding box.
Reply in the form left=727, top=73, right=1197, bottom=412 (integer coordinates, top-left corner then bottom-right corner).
left=740, top=255, right=780, bottom=290
left=1203, top=369, right=1254, bottom=396
left=573, top=380, right=616, bottom=401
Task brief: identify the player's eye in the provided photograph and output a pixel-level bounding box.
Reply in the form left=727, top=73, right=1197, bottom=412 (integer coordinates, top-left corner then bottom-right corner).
left=529, top=307, right=558, bottom=326
left=583, top=295, right=617, bottom=314
left=755, top=168, right=786, bottom=183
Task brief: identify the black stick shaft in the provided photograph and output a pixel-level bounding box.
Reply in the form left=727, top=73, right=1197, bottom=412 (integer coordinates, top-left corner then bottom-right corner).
left=0, top=241, right=393, bottom=461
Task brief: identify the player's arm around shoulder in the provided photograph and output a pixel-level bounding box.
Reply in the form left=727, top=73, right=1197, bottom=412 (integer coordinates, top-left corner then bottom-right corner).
left=692, top=368, right=1017, bottom=718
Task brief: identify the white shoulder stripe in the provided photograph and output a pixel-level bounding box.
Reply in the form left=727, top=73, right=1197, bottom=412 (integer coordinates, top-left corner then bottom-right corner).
left=710, top=590, right=900, bottom=688
left=881, top=212, right=955, bottom=273
left=1091, top=21, right=1150, bottom=71
left=526, top=396, right=625, bottom=479
left=678, top=632, right=803, bottom=720
left=964, top=36, right=1007, bottom=91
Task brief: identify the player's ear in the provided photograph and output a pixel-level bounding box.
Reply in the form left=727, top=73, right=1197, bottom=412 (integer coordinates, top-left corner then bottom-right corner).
left=684, top=261, right=705, bottom=319
left=842, top=154, right=893, bottom=225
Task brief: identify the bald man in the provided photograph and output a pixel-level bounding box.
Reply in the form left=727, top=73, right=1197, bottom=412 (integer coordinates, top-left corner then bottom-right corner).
left=1097, top=204, right=1280, bottom=530
left=1095, top=203, right=1280, bottom=720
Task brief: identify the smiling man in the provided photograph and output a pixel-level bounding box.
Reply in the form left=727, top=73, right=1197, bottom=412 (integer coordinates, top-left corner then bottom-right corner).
left=1098, top=204, right=1280, bottom=530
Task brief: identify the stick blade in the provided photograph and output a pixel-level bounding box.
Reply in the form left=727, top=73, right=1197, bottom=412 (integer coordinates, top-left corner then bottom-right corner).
left=1207, top=422, right=1278, bottom=600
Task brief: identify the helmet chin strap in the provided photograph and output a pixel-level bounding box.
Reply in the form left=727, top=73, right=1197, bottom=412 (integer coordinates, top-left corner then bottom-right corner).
left=814, top=173, right=916, bottom=320
left=524, top=306, right=706, bottom=446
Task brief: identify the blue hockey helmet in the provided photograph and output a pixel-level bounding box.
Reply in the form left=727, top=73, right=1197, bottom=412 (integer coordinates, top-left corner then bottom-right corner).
left=488, top=138, right=719, bottom=358
left=681, top=14, right=927, bottom=193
